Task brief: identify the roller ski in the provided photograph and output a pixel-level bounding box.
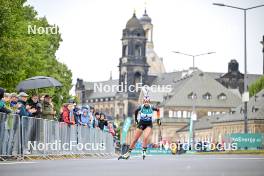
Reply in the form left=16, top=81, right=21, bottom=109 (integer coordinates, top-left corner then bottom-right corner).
left=142, top=147, right=147, bottom=160
left=142, top=150, right=146, bottom=160
left=118, top=151, right=130, bottom=160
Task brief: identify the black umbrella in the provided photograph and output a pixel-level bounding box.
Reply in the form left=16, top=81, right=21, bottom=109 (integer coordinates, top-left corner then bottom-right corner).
left=16, top=76, right=62, bottom=91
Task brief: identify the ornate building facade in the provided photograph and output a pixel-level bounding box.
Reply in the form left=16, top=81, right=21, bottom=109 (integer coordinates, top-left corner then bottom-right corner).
left=76, top=10, right=167, bottom=119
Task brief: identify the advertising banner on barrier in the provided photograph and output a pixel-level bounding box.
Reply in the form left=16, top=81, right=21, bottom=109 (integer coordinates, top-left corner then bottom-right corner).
left=131, top=148, right=171, bottom=155
left=121, top=117, right=132, bottom=144
left=224, top=133, right=263, bottom=149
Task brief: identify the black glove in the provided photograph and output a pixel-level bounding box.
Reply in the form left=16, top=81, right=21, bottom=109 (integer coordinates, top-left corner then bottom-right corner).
left=135, top=118, right=139, bottom=125
left=157, top=119, right=161, bottom=126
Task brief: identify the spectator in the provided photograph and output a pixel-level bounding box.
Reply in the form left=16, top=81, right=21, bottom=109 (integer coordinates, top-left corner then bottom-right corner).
left=83, top=105, right=94, bottom=128
left=78, top=108, right=90, bottom=126
left=94, top=112, right=100, bottom=128
left=40, top=94, right=45, bottom=102
left=27, top=94, right=42, bottom=118
left=17, top=92, right=36, bottom=117
left=108, top=122, right=116, bottom=137
left=98, top=113, right=108, bottom=131
left=3, top=93, right=11, bottom=109
left=0, top=87, right=12, bottom=114
left=10, top=93, right=18, bottom=109
left=70, top=99, right=80, bottom=123
left=41, top=95, right=56, bottom=120
left=62, top=103, right=75, bottom=125
left=89, top=106, right=96, bottom=128
left=74, top=106, right=82, bottom=124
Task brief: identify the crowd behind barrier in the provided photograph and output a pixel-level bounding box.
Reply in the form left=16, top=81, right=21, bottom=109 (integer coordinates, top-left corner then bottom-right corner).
left=0, top=89, right=116, bottom=133
left=0, top=88, right=116, bottom=159
left=0, top=112, right=115, bottom=158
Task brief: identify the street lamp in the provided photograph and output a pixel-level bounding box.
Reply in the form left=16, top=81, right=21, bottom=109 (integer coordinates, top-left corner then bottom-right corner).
left=172, top=51, right=215, bottom=69
left=261, top=36, right=264, bottom=75
left=189, top=93, right=197, bottom=151
left=172, top=51, right=215, bottom=151
left=213, top=3, right=264, bottom=134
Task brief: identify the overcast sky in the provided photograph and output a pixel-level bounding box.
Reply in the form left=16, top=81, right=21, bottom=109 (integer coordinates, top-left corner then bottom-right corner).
left=27, top=0, right=264, bottom=84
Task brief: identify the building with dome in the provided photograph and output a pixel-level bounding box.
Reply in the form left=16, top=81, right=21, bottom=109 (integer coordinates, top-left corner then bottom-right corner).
left=76, top=10, right=168, bottom=119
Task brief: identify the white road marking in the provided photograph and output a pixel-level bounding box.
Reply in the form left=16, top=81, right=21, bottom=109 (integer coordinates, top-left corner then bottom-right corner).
left=175, top=157, right=264, bottom=160
left=110, top=155, right=264, bottom=161
left=0, top=161, right=37, bottom=165
left=213, top=157, right=264, bottom=160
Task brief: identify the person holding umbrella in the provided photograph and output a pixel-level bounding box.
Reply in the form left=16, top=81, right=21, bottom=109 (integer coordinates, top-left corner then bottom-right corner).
left=27, top=94, right=42, bottom=118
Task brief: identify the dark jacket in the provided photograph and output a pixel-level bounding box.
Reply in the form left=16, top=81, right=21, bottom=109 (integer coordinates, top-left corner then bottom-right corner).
left=27, top=99, right=42, bottom=117
left=98, top=119, right=108, bottom=130
left=17, top=100, right=31, bottom=117
left=0, top=87, right=11, bottom=114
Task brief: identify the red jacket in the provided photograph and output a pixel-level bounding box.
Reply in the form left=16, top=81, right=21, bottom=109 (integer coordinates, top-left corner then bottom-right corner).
left=62, top=106, right=75, bottom=125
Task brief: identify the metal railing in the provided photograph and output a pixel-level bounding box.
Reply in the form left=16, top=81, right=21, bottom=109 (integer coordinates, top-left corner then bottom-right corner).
left=0, top=112, right=115, bottom=159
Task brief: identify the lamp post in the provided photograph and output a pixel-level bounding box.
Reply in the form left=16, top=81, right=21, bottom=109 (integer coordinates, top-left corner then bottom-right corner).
left=261, top=36, right=264, bottom=75
left=189, top=93, right=197, bottom=151
left=172, top=51, right=215, bottom=150
left=172, top=51, right=215, bottom=69
left=213, top=3, right=264, bottom=133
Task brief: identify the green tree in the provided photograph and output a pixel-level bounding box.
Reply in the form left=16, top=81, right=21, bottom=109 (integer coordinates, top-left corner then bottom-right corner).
left=0, top=0, right=73, bottom=109
left=249, top=75, right=264, bottom=96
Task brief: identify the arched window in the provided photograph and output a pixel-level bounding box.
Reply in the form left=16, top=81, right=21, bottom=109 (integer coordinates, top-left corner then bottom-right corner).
left=148, top=30, right=152, bottom=42
left=134, top=72, right=142, bottom=86
left=177, top=111, right=182, bottom=118
left=188, top=92, right=197, bottom=100
left=123, top=45, right=128, bottom=56
left=135, top=45, right=141, bottom=57
left=218, top=93, right=227, bottom=100
left=183, top=111, right=187, bottom=118
left=145, top=29, right=151, bottom=42
left=169, top=111, right=173, bottom=118
left=203, top=92, right=212, bottom=100
left=124, top=73, right=127, bottom=85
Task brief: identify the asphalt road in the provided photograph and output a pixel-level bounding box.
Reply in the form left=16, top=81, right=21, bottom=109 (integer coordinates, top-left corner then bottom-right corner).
left=0, top=155, right=264, bottom=176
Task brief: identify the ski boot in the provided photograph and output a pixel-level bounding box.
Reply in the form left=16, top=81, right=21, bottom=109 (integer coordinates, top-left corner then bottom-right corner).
left=142, top=150, right=146, bottom=160
left=118, top=151, right=130, bottom=160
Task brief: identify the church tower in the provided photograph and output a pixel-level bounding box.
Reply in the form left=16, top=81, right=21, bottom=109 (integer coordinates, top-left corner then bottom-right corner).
left=118, top=12, right=149, bottom=97
left=140, top=9, right=166, bottom=75
left=117, top=12, right=149, bottom=117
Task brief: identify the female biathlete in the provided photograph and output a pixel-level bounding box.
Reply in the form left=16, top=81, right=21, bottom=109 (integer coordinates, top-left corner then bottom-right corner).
left=118, top=96, right=161, bottom=160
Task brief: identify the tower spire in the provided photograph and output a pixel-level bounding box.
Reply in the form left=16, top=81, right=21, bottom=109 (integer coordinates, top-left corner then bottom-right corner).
left=261, top=35, right=264, bottom=75
left=133, top=8, right=136, bottom=16
left=110, top=71, right=112, bottom=80
left=144, top=1, right=147, bottom=14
